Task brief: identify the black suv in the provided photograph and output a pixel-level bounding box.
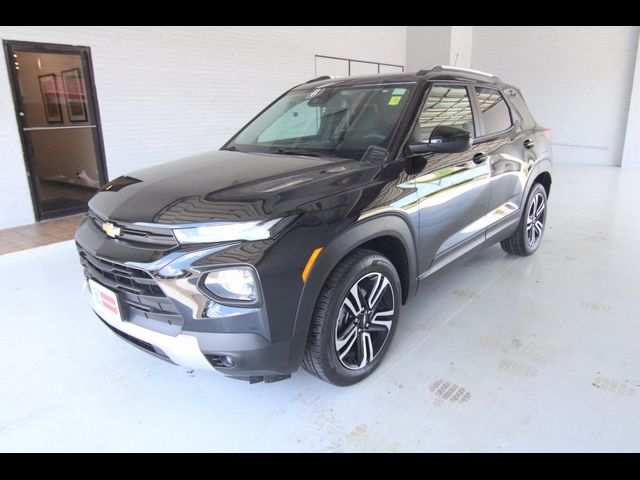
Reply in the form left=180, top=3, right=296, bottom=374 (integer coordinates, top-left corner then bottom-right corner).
left=76, top=66, right=552, bottom=386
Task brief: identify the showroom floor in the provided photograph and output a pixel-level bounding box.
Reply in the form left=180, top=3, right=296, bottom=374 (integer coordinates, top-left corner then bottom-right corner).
left=0, top=164, right=638, bottom=452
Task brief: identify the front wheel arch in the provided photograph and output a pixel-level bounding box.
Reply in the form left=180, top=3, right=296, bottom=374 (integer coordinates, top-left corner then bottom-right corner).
left=291, top=215, right=418, bottom=341
left=359, top=235, right=410, bottom=304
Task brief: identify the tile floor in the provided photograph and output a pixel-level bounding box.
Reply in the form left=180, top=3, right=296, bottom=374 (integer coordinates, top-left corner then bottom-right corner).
left=0, top=214, right=82, bottom=255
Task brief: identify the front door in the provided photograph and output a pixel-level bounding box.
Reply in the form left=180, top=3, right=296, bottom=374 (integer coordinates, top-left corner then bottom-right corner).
left=411, top=84, right=491, bottom=276
left=4, top=40, right=107, bottom=220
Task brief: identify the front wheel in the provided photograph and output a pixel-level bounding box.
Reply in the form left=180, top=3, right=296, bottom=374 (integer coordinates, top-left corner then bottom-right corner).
left=302, top=249, right=401, bottom=386
left=501, top=183, right=548, bottom=256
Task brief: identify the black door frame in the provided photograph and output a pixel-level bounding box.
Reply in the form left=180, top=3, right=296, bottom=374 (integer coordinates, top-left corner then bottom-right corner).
left=3, top=39, right=109, bottom=221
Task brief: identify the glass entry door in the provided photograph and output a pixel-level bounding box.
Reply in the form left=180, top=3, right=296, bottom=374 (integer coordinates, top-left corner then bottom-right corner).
left=4, top=41, right=107, bottom=220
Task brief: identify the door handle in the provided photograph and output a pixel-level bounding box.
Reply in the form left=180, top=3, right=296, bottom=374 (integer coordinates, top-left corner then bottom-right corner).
left=524, top=139, right=535, bottom=149
left=472, top=152, right=488, bottom=164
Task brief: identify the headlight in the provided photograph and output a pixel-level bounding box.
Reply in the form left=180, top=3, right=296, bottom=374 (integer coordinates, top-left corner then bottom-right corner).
left=202, top=267, right=258, bottom=303
left=173, top=219, right=281, bottom=245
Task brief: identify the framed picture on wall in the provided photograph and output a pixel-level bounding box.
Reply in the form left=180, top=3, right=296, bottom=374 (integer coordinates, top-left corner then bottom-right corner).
left=38, top=74, right=63, bottom=123
left=61, top=68, right=88, bottom=122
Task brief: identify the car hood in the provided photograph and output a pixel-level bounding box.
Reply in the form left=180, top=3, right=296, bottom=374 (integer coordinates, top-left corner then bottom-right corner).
left=89, top=150, right=381, bottom=224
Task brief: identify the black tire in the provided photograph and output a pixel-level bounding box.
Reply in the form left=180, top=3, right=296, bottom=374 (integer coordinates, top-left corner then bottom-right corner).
left=501, top=183, right=548, bottom=256
left=302, top=249, right=401, bottom=386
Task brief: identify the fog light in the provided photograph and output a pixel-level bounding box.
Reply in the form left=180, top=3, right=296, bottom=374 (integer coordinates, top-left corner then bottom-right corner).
left=206, top=354, right=238, bottom=368
left=221, top=355, right=237, bottom=368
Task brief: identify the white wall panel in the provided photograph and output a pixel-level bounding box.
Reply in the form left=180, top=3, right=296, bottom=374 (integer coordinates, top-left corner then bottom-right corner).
left=472, top=26, right=640, bottom=166
left=622, top=34, right=640, bottom=168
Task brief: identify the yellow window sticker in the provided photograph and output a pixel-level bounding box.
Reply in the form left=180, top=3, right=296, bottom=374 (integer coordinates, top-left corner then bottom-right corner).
left=388, top=96, right=402, bottom=106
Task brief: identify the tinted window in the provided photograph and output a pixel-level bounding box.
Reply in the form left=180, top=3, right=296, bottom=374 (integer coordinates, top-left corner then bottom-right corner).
left=474, top=87, right=512, bottom=135
left=417, top=86, right=474, bottom=141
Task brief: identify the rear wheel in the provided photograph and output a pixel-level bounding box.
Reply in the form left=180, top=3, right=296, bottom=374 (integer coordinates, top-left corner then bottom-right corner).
left=501, top=183, right=548, bottom=256
left=302, top=249, right=400, bottom=386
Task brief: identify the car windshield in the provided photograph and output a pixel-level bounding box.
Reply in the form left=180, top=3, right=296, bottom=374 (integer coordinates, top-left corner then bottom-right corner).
left=226, top=83, right=416, bottom=160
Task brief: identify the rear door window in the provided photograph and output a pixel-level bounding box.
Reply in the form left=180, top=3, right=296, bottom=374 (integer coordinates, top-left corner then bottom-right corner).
left=474, top=87, right=512, bottom=135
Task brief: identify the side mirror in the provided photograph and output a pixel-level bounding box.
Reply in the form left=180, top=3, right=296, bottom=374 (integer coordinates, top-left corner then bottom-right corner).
left=408, top=125, right=473, bottom=155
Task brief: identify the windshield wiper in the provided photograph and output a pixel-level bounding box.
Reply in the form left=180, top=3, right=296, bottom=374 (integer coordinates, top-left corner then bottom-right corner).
left=271, top=148, right=321, bottom=157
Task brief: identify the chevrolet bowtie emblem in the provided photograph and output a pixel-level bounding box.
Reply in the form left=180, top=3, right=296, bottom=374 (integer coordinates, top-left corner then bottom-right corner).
left=102, top=222, right=121, bottom=238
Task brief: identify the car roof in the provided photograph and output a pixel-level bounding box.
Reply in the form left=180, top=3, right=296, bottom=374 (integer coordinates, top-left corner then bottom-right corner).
left=295, top=65, right=507, bottom=90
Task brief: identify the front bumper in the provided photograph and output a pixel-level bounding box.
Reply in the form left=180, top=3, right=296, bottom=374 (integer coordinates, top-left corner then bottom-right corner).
left=76, top=215, right=305, bottom=380
left=89, top=284, right=303, bottom=378
left=89, top=279, right=213, bottom=370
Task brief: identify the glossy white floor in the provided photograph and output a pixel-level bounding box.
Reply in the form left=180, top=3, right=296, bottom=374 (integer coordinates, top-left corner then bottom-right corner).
left=1, top=164, right=638, bottom=452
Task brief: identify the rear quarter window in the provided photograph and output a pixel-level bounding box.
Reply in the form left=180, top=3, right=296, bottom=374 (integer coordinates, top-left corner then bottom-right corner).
left=505, top=89, right=537, bottom=130
left=474, top=87, right=512, bottom=135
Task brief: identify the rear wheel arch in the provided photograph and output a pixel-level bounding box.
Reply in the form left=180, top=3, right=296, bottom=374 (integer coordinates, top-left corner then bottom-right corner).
left=534, top=170, right=552, bottom=197
left=521, top=160, right=552, bottom=210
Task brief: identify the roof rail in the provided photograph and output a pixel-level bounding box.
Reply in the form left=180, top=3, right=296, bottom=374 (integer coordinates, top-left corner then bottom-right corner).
left=305, top=75, right=332, bottom=84
left=417, top=65, right=501, bottom=83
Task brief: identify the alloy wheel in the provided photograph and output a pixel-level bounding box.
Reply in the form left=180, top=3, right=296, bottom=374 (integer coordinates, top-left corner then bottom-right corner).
left=526, top=192, right=546, bottom=247
left=334, top=272, right=395, bottom=370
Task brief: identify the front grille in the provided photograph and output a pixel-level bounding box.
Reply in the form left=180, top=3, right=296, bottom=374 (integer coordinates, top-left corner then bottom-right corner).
left=88, top=211, right=178, bottom=248
left=77, top=244, right=183, bottom=327
left=78, top=245, right=163, bottom=296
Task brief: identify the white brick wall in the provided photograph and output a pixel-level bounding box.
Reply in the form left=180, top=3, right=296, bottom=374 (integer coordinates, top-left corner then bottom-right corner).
left=622, top=34, right=640, bottom=167
left=406, top=26, right=473, bottom=71
left=449, top=26, right=472, bottom=68
left=0, top=26, right=407, bottom=228
left=472, top=26, right=640, bottom=166
left=406, top=26, right=451, bottom=71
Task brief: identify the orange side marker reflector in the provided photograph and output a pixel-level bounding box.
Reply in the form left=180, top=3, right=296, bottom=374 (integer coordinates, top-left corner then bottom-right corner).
left=302, top=247, right=324, bottom=283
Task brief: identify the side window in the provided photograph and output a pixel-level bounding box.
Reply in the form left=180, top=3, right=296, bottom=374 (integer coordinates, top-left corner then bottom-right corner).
left=417, top=85, right=474, bottom=141
left=474, top=87, right=512, bottom=135
left=258, top=100, right=321, bottom=143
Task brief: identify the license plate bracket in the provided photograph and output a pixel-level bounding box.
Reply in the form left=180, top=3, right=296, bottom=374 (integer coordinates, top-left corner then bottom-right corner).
left=89, top=279, right=122, bottom=324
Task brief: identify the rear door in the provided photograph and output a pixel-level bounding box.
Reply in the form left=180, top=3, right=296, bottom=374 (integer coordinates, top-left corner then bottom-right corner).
left=470, top=85, right=531, bottom=239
